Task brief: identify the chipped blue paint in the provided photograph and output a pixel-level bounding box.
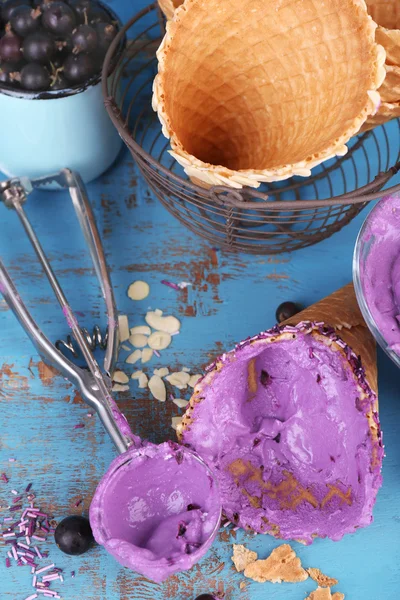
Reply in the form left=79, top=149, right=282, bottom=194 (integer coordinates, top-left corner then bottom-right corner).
left=1, top=1, right=400, bottom=598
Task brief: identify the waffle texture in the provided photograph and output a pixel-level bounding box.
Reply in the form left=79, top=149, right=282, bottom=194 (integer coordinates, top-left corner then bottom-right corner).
left=158, top=0, right=184, bottom=20
left=153, top=0, right=385, bottom=189
left=364, top=0, right=400, bottom=130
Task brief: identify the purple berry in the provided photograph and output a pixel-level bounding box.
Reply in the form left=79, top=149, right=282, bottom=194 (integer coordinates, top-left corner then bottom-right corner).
left=67, top=0, right=91, bottom=24
left=195, top=595, right=217, bottom=600
left=23, top=29, right=55, bottom=63
left=54, top=516, right=94, bottom=556
left=1, top=0, right=30, bottom=22
left=42, top=1, right=76, bottom=36
left=71, top=23, right=97, bottom=53
left=276, top=301, right=301, bottom=323
left=10, top=5, right=41, bottom=37
left=20, top=62, right=50, bottom=90
left=94, top=21, right=116, bottom=54
left=63, top=52, right=94, bottom=83
left=0, top=31, right=22, bottom=63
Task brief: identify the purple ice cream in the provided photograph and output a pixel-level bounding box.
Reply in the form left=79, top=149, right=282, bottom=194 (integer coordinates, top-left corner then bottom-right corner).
left=360, top=194, right=400, bottom=355
left=89, top=441, right=221, bottom=582
left=180, top=323, right=382, bottom=544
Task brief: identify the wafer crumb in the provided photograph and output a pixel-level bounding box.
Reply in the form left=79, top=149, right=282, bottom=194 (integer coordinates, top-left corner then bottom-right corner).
left=231, top=544, right=258, bottom=572
left=307, top=568, right=339, bottom=587
left=243, top=544, right=308, bottom=583
left=306, top=588, right=345, bottom=600
left=239, top=581, right=247, bottom=590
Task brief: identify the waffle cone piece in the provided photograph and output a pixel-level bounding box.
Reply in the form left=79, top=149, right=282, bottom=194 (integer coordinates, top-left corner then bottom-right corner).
left=363, top=0, right=400, bottom=130
left=153, top=0, right=385, bottom=189
left=158, top=0, right=183, bottom=20
left=178, top=284, right=382, bottom=543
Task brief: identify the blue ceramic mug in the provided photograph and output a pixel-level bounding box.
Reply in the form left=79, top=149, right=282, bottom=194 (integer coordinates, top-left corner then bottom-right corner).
left=0, top=4, right=123, bottom=186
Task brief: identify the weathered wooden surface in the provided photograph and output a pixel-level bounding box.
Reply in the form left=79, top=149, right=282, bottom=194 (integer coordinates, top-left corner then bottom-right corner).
left=1, top=2, right=400, bottom=598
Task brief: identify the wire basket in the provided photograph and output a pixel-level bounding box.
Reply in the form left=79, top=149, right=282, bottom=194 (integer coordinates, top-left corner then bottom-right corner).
left=103, top=3, right=400, bottom=255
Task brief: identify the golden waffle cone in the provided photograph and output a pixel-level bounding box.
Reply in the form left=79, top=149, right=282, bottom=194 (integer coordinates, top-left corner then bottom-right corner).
left=364, top=0, right=400, bottom=128
left=158, top=0, right=183, bottom=20
left=153, top=0, right=385, bottom=189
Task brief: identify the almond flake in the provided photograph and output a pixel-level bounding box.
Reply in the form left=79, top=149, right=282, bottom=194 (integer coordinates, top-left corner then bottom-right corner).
left=182, top=367, right=190, bottom=372
left=154, top=309, right=163, bottom=316
left=244, top=544, right=308, bottom=584
left=112, top=384, right=130, bottom=392
left=154, top=367, right=169, bottom=377
left=128, top=280, right=150, bottom=301
left=118, top=315, right=130, bottom=342
left=148, top=331, right=172, bottom=350
left=112, top=370, right=129, bottom=384
left=171, top=416, right=183, bottom=430
left=131, top=370, right=143, bottom=380
left=166, top=371, right=191, bottom=389
left=332, top=595, right=345, bottom=600
left=129, top=333, right=148, bottom=348
left=121, top=344, right=131, bottom=351
left=145, top=310, right=181, bottom=334
left=141, top=348, right=154, bottom=363
left=138, top=373, right=149, bottom=389
left=130, top=325, right=151, bottom=336
left=148, top=375, right=167, bottom=402
left=307, top=568, right=338, bottom=588
left=173, top=398, right=189, bottom=409
left=231, top=544, right=258, bottom=572
left=189, top=374, right=201, bottom=388
left=126, top=350, right=142, bottom=364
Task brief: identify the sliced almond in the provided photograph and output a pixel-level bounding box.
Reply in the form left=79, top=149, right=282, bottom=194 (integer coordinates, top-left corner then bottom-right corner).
left=189, top=374, right=202, bottom=388
left=171, top=416, right=183, bottom=430
left=130, top=325, right=151, bottom=336
left=118, top=315, right=130, bottom=342
left=112, top=370, right=129, bottom=384
left=121, top=344, right=131, bottom=352
left=129, top=333, right=148, bottom=348
left=131, top=370, right=143, bottom=380
left=112, top=384, right=130, bottom=392
left=148, top=331, right=172, bottom=350
left=172, top=398, right=189, bottom=409
left=182, top=367, right=190, bottom=373
left=145, top=310, right=181, bottom=334
left=126, top=349, right=142, bottom=364
left=148, top=375, right=167, bottom=402
left=138, top=373, right=149, bottom=389
left=128, top=280, right=150, bottom=301
left=166, top=371, right=191, bottom=389
left=154, top=367, right=169, bottom=378
left=141, top=348, right=154, bottom=363
left=155, top=309, right=163, bottom=316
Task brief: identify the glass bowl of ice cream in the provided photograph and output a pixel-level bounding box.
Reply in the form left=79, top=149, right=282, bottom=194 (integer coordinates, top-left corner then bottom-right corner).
left=353, top=193, right=400, bottom=369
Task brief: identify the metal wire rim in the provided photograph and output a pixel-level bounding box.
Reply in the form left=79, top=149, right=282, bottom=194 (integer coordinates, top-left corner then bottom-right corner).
left=102, top=3, right=400, bottom=254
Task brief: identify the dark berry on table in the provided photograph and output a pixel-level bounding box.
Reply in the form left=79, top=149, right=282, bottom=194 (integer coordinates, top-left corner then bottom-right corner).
left=20, top=62, right=50, bottom=89
left=276, top=301, right=302, bottom=323
left=194, top=595, right=217, bottom=600
left=0, top=31, right=22, bottom=63
left=95, top=21, right=116, bottom=54
left=10, top=5, right=41, bottom=37
left=23, top=30, right=55, bottom=62
left=42, top=0, right=76, bottom=36
left=67, top=0, right=91, bottom=24
left=1, top=0, right=30, bottom=22
left=71, top=23, right=97, bottom=53
left=63, top=51, right=94, bottom=83
left=54, top=515, right=94, bottom=556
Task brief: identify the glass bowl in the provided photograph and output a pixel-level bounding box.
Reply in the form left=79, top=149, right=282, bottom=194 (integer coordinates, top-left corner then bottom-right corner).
left=353, top=194, right=400, bottom=369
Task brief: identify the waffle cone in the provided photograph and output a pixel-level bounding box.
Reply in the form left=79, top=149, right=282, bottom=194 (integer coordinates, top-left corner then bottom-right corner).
left=153, top=0, right=385, bottom=189
left=158, top=0, right=183, bottom=20
left=281, top=283, right=377, bottom=394
left=364, top=0, right=400, bottom=128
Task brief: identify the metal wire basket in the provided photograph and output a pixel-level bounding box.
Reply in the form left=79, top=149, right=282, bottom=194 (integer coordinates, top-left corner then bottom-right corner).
left=103, top=3, right=400, bottom=255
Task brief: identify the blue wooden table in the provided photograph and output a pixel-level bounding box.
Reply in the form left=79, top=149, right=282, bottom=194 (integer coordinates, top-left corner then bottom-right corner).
left=1, top=2, right=400, bottom=599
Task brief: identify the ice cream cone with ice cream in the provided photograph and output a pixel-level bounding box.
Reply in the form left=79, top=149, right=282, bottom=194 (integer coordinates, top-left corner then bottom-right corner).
left=153, top=0, right=385, bottom=189
left=363, top=0, right=400, bottom=130
left=178, top=284, right=382, bottom=544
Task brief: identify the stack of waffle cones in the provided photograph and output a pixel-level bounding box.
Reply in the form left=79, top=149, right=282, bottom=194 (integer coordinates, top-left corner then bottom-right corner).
left=153, top=0, right=385, bottom=189
left=363, top=0, right=400, bottom=130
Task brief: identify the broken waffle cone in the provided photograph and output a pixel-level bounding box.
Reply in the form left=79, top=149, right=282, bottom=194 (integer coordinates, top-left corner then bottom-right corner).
left=363, top=0, right=400, bottom=129
left=153, top=0, right=385, bottom=189
left=282, top=283, right=377, bottom=394
left=178, top=284, right=382, bottom=543
left=158, top=0, right=183, bottom=20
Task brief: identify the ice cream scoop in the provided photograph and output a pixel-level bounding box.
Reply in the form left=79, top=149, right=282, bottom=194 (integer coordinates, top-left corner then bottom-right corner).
left=354, top=193, right=400, bottom=367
